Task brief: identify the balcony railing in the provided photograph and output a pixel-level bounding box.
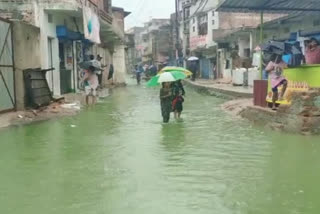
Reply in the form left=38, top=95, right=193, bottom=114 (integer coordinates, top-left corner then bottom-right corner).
left=99, top=8, right=112, bottom=24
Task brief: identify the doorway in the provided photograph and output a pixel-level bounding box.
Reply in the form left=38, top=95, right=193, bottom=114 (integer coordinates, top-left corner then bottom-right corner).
left=47, top=37, right=54, bottom=93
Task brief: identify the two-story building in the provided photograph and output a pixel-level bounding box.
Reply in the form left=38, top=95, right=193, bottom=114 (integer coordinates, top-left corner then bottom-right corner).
left=0, top=0, right=129, bottom=110
left=136, top=19, right=173, bottom=68
left=175, top=0, right=281, bottom=80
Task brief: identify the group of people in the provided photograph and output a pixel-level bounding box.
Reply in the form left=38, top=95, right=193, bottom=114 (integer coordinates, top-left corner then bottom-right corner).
left=160, top=80, right=185, bottom=123
left=265, top=37, right=320, bottom=110
left=134, top=63, right=158, bottom=85
left=81, top=55, right=114, bottom=105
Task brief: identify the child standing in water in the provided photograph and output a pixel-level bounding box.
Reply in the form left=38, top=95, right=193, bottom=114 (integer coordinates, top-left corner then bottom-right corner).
left=172, top=80, right=185, bottom=119
left=160, top=82, right=172, bottom=123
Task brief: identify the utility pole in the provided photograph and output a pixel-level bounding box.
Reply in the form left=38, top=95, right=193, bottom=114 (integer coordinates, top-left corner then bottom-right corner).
left=175, top=0, right=182, bottom=66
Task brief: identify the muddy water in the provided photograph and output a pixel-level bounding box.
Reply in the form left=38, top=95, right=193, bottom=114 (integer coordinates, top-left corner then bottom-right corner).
left=0, top=83, right=320, bottom=214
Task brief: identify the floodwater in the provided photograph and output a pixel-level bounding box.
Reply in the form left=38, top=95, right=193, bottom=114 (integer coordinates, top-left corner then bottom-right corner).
left=0, top=82, right=320, bottom=214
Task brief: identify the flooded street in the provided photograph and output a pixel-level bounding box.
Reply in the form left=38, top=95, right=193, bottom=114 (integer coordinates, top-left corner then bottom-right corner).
left=1, top=83, right=320, bottom=214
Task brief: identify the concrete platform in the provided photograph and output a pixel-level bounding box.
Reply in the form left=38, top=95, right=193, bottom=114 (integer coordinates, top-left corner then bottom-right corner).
left=185, top=79, right=253, bottom=99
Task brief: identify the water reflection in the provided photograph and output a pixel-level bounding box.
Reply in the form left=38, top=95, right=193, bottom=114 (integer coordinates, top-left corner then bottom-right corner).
left=161, top=122, right=186, bottom=151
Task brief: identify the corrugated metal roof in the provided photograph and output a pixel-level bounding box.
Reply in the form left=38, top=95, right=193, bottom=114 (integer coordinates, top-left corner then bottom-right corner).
left=217, top=0, right=320, bottom=13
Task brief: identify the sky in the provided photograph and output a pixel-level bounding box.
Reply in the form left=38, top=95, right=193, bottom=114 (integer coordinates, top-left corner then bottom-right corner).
left=113, top=0, right=175, bottom=30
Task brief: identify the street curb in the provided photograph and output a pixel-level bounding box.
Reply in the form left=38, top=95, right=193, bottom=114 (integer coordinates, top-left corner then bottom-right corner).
left=184, top=80, right=253, bottom=100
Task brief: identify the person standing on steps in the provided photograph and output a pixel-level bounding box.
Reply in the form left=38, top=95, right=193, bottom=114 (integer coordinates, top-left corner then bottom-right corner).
left=160, top=82, right=173, bottom=123
left=266, top=54, right=288, bottom=111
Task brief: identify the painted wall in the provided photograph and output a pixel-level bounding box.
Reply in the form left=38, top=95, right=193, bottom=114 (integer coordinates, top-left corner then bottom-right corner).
left=12, top=22, right=41, bottom=110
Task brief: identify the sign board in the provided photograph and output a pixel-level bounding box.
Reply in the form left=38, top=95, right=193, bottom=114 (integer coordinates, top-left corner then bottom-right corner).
left=267, top=65, right=320, bottom=105
left=83, top=7, right=101, bottom=44
left=190, top=35, right=207, bottom=50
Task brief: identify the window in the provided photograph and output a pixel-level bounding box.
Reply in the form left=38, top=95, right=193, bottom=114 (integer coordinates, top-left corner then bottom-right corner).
left=104, top=0, right=111, bottom=13
left=212, top=20, right=215, bottom=25
left=244, top=48, right=251, bottom=58
left=198, top=14, right=208, bottom=35
left=193, top=18, right=195, bottom=23
left=313, top=19, right=320, bottom=26
left=184, top=7, right=190, bottom=20
left=184, top=23, right=189, bottom=31
left=193, top=26, right=195, bottom=32
left=283, top=27, right=290, bottom=33
left=212, top=11, right=215, bottom=16
left=48, top=14, right=53, bottom=23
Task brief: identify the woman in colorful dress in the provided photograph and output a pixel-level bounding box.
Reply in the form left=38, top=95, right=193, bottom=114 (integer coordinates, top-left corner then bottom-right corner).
left=266, top=54, right=288, bottom=110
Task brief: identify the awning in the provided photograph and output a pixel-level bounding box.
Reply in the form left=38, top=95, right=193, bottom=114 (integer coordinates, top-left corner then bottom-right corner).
left=217, top=0, right=320, bottom=13
left=56, top=26, right=82, bottom=41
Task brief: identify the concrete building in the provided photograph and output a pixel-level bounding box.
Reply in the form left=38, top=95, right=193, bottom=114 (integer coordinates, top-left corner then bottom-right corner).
left=126, top=26, right=144, bottom=65
left=124, top=33, right=135, bottom=73
left=174, top=0, right=282, bottom=80
left=0, top=18, right=41, bottom=112
left=132, top=19, right=173, bottom=68
left=0, top=0, right=130, bottom=112
left=111, top=6, right=130, bottom=85
left=0, top=0, right=129, bottom=107
left=175, top=0, right=193, bottom=65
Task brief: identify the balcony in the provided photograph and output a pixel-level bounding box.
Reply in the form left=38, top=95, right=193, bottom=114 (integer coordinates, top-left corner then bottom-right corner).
left=0, top=0, right=111, bottom=18
left=99, top=8, right=112, bottom=24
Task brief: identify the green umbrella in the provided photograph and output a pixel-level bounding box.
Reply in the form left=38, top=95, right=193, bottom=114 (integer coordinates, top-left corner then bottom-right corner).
left=146, top=71, right=187, bottom=87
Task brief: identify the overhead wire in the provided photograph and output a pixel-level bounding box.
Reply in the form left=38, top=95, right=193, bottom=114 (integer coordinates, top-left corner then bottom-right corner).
left=189, top=0, right=206, bottom=18
left=133, top=0, right=149, bottom=26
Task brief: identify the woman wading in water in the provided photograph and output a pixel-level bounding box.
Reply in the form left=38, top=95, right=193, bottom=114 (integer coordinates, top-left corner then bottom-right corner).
left=160, top=82, right=172, bottom=123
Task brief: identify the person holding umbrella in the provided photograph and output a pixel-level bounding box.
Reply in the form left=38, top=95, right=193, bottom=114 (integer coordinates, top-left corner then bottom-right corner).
left=160, top=82, right=173, bottom=123
left=146, top=70, right=187, bottom=123
left=188, top=56, right=199, bottom=81
left=266, top=54, right=288, bottom=110
left=82, top=66, right=99, bottom=105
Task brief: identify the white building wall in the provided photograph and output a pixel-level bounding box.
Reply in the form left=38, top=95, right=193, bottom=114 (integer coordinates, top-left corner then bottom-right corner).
left=238, top=37, right=250, bottom=58
left=36, top=6, right=85, bottom=96
left=39, top=10, right=61, bottom=95
left=189, top=0, right=219, bottom=51
left=113, top=45, right=126, bottom=84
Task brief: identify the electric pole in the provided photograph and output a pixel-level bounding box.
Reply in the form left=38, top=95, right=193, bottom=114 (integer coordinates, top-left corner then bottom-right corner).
left=175, top=0, right=182, bottom=66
